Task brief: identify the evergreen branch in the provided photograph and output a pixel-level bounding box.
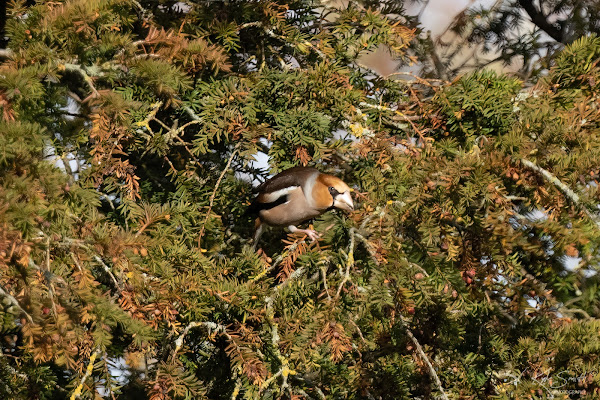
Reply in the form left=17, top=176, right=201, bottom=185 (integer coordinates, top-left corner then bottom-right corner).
left=349, top=319, right=367, bottom=345
left=132, top=53, right=161, bottom=60
left=69, top=348, right=101, bottom=400
left=70, top=253, right=83, bottom=272
left=61, top=63, right=99, bottom=99
left=134, top=219, right=154, bottom=237
left=319, top=258, right=332, bottom=301
left=130, top=0, right=153, bottom=21
left=256, top=254, right=312, bottom=395
left=137, top=101, right=203, bottom=165
left=238, top=21, right=325, bottom=59
left=172, top=321, right=230, bottom=360
left=251, top=240, right=307, bottom=282
left=353, top=232, right=380, bottom=266
left=55, top=238, right=123, bottom=293
left=27, top=258, right=67, bottom=286
left=92, top=256, right=123, bottom=294
left=356, top=203, right=435, bottom=284
left=231, top=378, right=242, bottom=400
left=0, top=284, right=33, bottom=324
left=43, top=237, right=59, bottom=320
left=273, top=267, right=306, bottom=294
left=262, top=296, right=296, bottom=394
left=400, top=318, right=449, bottom=400
left=291, top=375, right=327, bottom=399
left=0, top=349, right=29, bottom=381
left=520, top=158, right=600, bottom=229
left=198, top=143, right=241, bottom=247
left=559, top=306, right=591, bottom=319
left=334, top=228, right=356, bottom=300
left=359, top=101, right=427, bottom=139
left=135, top=101, right=162, bottom=131
left=162, top=155, right=178, bottom=174
left=238, top=21, right=263, bottom=31
left=359, top=101, right=434, bottom=122
left=183, top=106, right=202, bottom=122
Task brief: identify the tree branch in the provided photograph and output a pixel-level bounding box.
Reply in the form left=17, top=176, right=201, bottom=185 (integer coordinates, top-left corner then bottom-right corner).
left=520, top=158, right=600, bottom=229
left=251, top=240, right=307, bottom=282
left=0, top=284, right=33, bottom=324
left=517, top=0, right=564, bottom=42
left=172, top=321, right=230, bottom=360
left=197, top=143, right=241, bottom=247
left=62, top=63, right=100, bottom=99
left=261, top=296, right=296, bottom=394
left=334, top=228, right=356, bottom=300
left=69, top=348, right=101, bottom=400
left=400, top=318, right=449, bottom=400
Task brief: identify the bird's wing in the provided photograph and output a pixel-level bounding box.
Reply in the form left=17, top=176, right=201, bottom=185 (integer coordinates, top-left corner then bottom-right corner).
left=256, top=186, right=298, bottom=204
left=254, top=167, right=319, bottom=195
left=248, top=167, right=319, bottom=214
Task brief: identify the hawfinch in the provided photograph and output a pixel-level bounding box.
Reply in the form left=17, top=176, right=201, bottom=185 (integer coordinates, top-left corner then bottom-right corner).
left=248, top=167, right=354, bottom=242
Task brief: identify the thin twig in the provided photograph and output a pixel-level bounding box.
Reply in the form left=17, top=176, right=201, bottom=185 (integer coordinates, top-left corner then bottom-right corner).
left=183, top=106, right=202, bottom=121
left=521, top=158, right=600, bottom=229
left=334, top=228, right=356, bottom=300
left=93, top=256, right=122, bottom=293
left=62, top=63, right=99, bottom=98
left=400, top=318, right=449, bottom=400
left=172, top=321, right=229, bottom=360
left=260, top=296, right=296, bottom=394
left=0, top=284, right=33, bottom=324
left=198, top=143, right=241, bottom=246
left=320, top=265, right=332, bottom=301
left=53, top=237, right=123, bottom=293
left=231, top=378, right=242, bottom=400
left=353, top=232, right=380, bottom=266
left=45, top=238, right=58, bottom=320
left=349, top=319, right=367, bottom=345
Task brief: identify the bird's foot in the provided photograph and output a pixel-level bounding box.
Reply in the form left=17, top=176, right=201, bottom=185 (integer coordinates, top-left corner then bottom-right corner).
left=288, top=225, right=321, bottom=241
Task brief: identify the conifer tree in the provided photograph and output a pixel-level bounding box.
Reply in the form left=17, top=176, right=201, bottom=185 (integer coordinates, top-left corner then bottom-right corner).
left=0, top=1, right=599, bottom=399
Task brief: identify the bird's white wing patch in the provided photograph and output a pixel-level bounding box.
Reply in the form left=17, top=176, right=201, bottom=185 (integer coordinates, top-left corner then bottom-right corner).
left=303, top=173, right=318, bottom=207
left=260, top=185, right=300, bottom=203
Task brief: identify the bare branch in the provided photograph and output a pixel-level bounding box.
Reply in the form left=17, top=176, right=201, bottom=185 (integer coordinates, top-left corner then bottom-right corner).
left=400, top=318, right=449, bottom=400
left=334, top=228, right=356, bottom=300
left=93, top=256, right=122, bottom=293
left=517, top=0, right=564, bottom=42
left=172, top=321, right=230, bottom=360
left=62, top=63, right=99, bottom=98
left=0, top=284, right=33, bottom=324
left=521, top=158, right=600, bottom=229
left=198, top=143, right=242, bottom=246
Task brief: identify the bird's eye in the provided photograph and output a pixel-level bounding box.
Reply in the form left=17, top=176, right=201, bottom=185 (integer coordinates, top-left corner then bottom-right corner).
left=328, top=186, right=339, bottom=196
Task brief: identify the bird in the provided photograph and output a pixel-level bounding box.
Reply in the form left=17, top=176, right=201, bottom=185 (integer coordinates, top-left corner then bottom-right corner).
left=248, top=166, right=354, bottom=244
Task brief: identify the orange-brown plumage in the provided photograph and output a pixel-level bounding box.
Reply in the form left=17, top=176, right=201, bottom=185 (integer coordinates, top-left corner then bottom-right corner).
left=248, top=167, right=353, bottom=243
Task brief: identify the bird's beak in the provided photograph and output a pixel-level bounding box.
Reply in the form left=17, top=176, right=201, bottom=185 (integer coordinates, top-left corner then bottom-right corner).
left=334, top=191, right=354, bottom=212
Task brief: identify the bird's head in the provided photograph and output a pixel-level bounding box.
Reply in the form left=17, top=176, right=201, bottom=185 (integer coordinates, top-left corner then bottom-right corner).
left=317, top=174, right=354, bottom=212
